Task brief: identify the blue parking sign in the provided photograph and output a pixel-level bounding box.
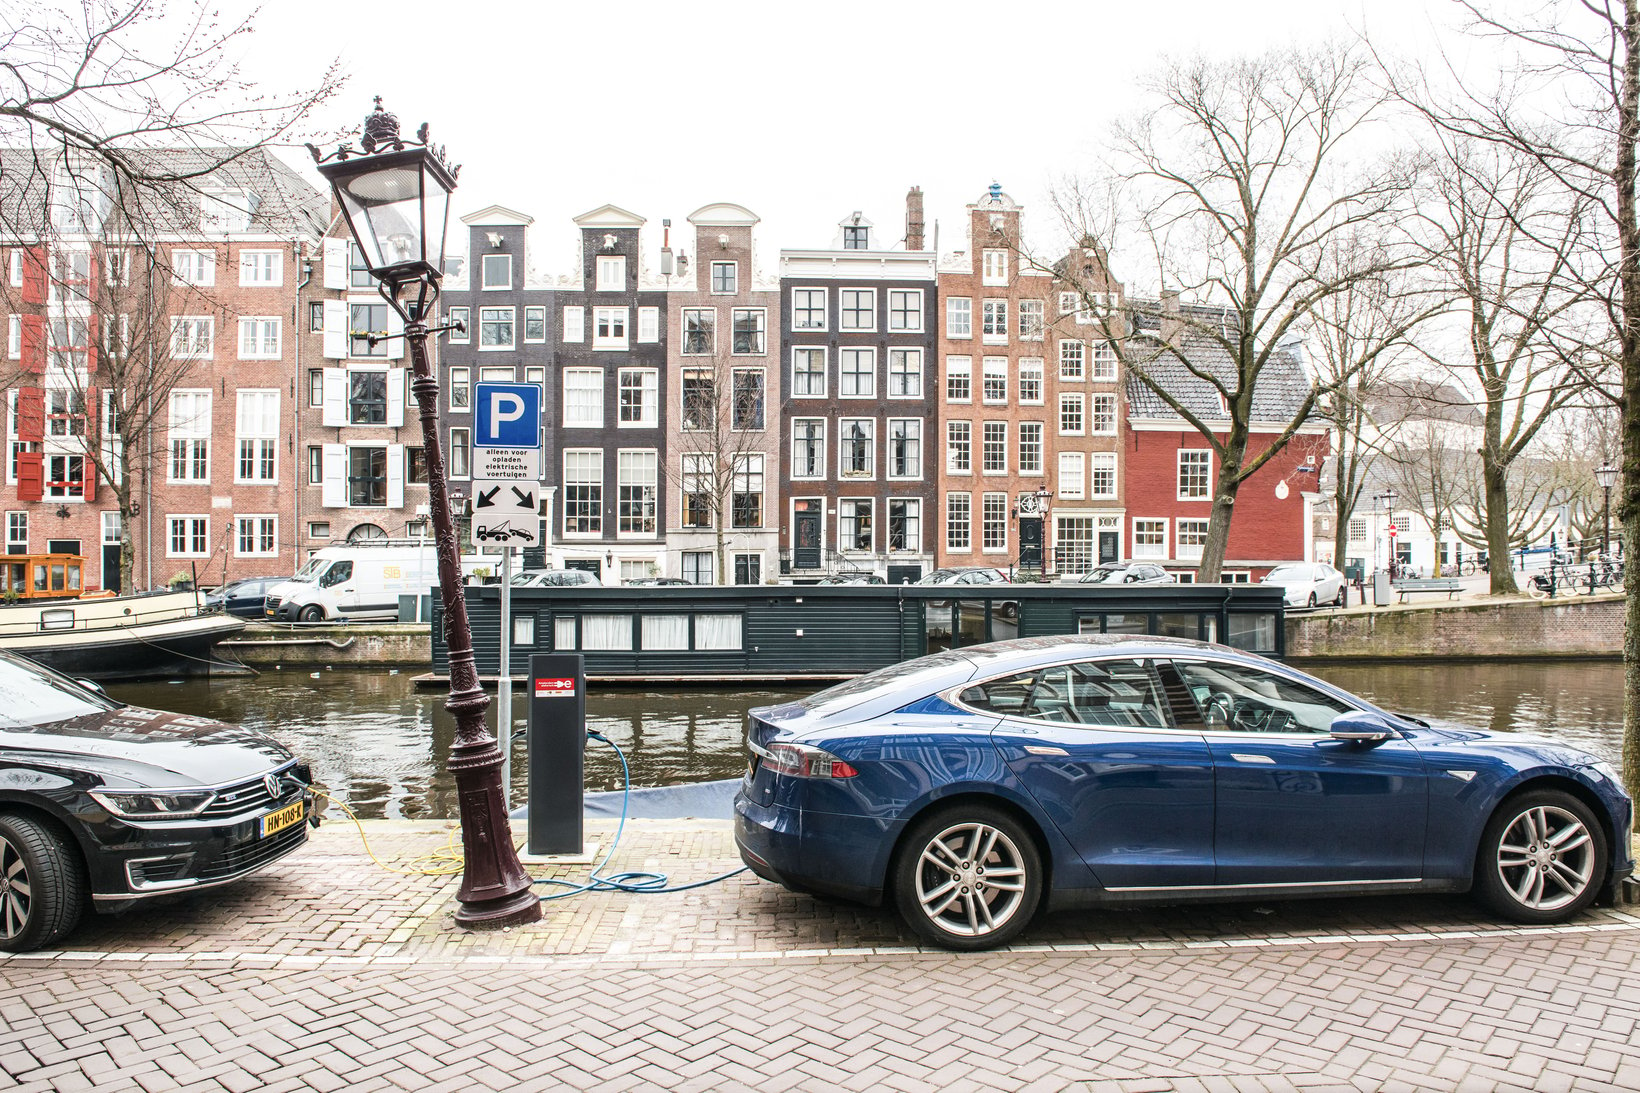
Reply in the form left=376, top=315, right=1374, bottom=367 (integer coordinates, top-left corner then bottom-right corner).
left=473, top=382, right=542, bottom=448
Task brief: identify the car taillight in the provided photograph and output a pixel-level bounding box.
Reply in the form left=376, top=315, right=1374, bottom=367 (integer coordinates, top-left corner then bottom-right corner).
left=764, top=742, right=859, bottom=779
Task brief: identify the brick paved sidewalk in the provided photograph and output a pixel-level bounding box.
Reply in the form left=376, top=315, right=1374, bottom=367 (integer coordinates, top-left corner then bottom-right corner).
left=6, top=820, right=1640, bottom=1091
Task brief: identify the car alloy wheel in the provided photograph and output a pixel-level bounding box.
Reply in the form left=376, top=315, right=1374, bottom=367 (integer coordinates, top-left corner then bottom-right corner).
left=893, top=805, right=1042, bottom=951
left=299, top=605, right=325, bottom=622
left=1474, top=791, right=1606, bottom=924
left=0, top=814, right=85, bottom=953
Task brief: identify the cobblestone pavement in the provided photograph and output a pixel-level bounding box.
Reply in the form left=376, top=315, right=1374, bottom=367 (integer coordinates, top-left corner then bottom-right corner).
left=4, top=820, right=1640, bottom=1091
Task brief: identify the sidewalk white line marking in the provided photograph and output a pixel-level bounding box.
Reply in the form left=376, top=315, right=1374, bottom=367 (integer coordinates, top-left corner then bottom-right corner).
left=6, top=917, right=1640, bottom=970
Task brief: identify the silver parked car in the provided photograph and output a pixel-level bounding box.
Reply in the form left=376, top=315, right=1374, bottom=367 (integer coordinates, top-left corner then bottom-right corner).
left=1261, top=562, right=1346, bottom=608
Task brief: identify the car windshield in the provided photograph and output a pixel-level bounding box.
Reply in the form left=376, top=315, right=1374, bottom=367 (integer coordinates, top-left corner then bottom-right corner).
left=1087, top=568, right=1125, bottom=583
left=1263, top=566, right=1308, bottom=582
left=289, top=557, right=327, bottom=583
left=0, top=652, right=121, bottom=728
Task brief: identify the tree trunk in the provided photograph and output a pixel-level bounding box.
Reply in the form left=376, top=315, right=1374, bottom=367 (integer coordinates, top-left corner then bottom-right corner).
left=1196, top=431, right=1247, bottom=583
left=1617, top=1, right=1640, bottom=795
left=1481, top=448, right=1519, bottom=594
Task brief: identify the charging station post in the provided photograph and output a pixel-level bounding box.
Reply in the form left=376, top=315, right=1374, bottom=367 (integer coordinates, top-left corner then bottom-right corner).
left=526, top=653, right=585, bottom=856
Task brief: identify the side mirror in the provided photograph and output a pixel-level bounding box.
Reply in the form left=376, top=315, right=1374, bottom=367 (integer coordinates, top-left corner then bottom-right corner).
left=76, top=678, right=106, bottom=695
left=1328, top=710, right=1397, bottom=743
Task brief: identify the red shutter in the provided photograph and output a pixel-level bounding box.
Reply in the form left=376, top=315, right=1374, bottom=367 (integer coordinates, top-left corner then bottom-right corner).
left=19, top=247, right=46, bottom=305
left=80, top=454, right=96, bottom=503
left=84, top=313, right=98, bottom=372
left=16, top=387, right=43, bottom=442
left=19, top=315, right=45, bottom=374
left=16, top=450, right=42, bottom=502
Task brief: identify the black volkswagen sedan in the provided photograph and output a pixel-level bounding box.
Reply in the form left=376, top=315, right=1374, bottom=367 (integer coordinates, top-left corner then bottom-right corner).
left=0, top=651, right=314, bottom=952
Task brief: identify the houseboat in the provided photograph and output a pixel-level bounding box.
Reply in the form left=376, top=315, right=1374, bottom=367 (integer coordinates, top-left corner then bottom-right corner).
left=0, top=554, right=245, bottom=681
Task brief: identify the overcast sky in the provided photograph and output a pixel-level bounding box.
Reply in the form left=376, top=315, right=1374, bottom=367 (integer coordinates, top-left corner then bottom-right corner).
left=235, top=0, right=1471, bottom=279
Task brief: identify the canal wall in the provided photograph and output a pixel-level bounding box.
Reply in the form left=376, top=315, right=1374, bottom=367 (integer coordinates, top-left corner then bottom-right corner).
left=1286, top=594, right=1625, bottom=661
left=220, top=623, right=430, bottom=667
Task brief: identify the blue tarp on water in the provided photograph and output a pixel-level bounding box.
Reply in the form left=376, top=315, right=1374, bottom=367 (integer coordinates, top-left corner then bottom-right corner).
left=509, top=778, right=741, bottom=822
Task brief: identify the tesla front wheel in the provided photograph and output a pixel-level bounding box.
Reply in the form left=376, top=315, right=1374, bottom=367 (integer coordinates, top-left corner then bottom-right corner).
left=0, top=813, right=85, bottom=953
left=893, top=805, right=1042, bottom=951
left=1474, top=790, right=1606, bottom=924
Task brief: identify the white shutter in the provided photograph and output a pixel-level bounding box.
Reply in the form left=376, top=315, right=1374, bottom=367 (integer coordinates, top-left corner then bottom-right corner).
left=321, top=444, right=345, bottom=508
left=322, top=299, right=348, bottom=358
left=384, top=306, right=404, bottom=359
left=563, top=306, right=584, bottom=343
left=638, top=307, right=659, bottom=343
left=386, top=367, right=405, bottom=427
left=386, top=444, right=405, bottom=508
left=323, top=238, right=348, bottom=289
left=322, top=368, right=346, bottom=427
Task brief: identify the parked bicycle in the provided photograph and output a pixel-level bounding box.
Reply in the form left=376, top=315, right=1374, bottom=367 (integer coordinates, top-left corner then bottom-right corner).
left=1525, top=556, right=1624, bottom=598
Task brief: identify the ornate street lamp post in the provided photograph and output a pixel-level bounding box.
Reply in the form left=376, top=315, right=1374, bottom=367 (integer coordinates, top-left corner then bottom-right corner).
left=309, top=101, right=541, bottom=930
left=1595, top=462, right=1618, bottom=559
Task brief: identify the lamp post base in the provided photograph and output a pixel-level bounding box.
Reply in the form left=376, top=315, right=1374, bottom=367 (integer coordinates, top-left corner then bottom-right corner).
left=454, top=888, right=545, bottom=930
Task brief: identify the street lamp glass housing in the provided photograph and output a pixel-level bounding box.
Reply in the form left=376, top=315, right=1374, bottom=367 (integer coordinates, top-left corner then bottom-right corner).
left=319, top=146, right=456, bottom=291
left=1595, top=463, right=1619, bottom=490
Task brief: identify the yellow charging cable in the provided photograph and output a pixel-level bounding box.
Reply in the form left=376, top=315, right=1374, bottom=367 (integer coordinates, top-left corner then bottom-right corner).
left=310, top=788, right=466, bottom=876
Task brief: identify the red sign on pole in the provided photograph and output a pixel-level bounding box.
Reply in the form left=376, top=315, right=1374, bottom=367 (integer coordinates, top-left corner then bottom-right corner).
left=534, top=677, right=576, bottom=698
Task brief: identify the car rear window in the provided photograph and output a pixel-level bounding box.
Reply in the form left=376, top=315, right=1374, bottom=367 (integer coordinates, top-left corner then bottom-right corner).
left=793, top=649, right=978, bottom=716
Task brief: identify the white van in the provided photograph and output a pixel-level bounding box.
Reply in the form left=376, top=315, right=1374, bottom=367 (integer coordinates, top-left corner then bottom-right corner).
left=264, top=540, right=438, bottom=622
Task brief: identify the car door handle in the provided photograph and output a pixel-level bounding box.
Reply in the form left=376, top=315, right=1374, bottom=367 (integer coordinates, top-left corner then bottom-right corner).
left=1023, top=745, right=1069, bottom=757
left=1229, top=753, right=1276, bottom=764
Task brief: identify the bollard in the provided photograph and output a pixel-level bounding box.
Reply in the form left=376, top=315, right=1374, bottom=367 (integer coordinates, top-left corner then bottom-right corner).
left=526, top=653, right=585, bottom=856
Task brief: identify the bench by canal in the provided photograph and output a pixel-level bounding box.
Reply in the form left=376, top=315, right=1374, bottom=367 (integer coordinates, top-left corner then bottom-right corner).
left=428, top=583, right=1289, bottom=681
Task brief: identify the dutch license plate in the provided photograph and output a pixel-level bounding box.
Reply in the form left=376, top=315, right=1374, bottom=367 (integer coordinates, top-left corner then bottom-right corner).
left=260, top=799, right=305, bottom=838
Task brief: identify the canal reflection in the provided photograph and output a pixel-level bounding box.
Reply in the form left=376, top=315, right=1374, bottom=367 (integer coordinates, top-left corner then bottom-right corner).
left=104, top=660, right=1623, bottom=820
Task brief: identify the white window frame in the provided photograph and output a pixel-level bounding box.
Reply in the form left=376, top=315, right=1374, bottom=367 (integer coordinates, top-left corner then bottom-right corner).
left=237, top=317, right=281, bottom=360
left=981, top=421, right=1007, bottom=476
left=1090, top=393, right=1118, bottom=436
left=982, top=299, right=1008, bottom=345
left=446, top=306, right=470, bottom=343
left=888, top=349, right=923, bottom=399
left=479, top=306, right=515, bottom=351
left=1091, top=341, right=1118, bottom=380
left=838, top=498, right=874, bottom=553
left=563, top=368, right=605, bottom=429
left=167, top=390, right=211, bottom=484
left=982, top=492, right=1009, bottom=554
left=617, top=367, right=658, bottom=428
left=1058, top=451, right=1085, bottom=500
left=1018, top=299, right=1044, bottom=340
left=238, top=249, right=282, bottom=287
left=170, top=249, right=215, bottom=287
left=1090, top=452, right=1117, bottom=500
left=1177, top=517, right=1209, bottom=561
left=234, top=515, right=278, bottom=557
left=596, top=255, right=626, bottom=291
left=792, top=346, right=827, bottom=398
left=946, top=493, right=972, bottom=552
left=839, top=347, right=876, bottom=399
left=562, top=448, right=603, bottom=538
left=1178, top=449, right=1213, bottom=501
left=946, top=420, right=972, bottom=475
left=523, top=305, right=548, bottom=344
left=945, top=356, right=972, bottom=403
left=946, top=297, right=972, bottom=339
left=171, top=316, right=214, bottom=359
left=838, top=288, right=876, bottom=332
left=791, top=287, right=826, bottom=331
left=616, top=448, right=658, bottom=538
left=887, top=418, right=922, bottom=480
left=887, top=289, right=923, bottom=332
left=593, top=307, right=628, bottom=350
left=1018, top=358, right=1044, bottom=406
left=791, top=418, right=826, bottom=480
left=982, top=357, right=1008, bottom=405
left=710, top=261, right=738, bottom=295
left=1059, top=392, right=1084, bottom=436
left=637, top=306, right=660, bottom=343
left=1018, top=421, right=1044, bottom=476
left=449, top=366, right=471, bottom=412
left=731, top=308, right=767, bottom=355
left=166, top=515, right=209, bottom=558
left=234, top=389, right=280, bottom=485
left=838, top=417, right=876, bottom=479
left=1134, top=518, right=1169, bottom=559
left=982, top=249, right=1008, bottom=286
left=562, top=306, right=585, bottom=343
left=481, top=253, right=512, bottom=291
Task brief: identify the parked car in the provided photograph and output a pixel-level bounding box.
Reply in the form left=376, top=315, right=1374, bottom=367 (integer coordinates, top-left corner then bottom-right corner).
left=0, top=650, right=315, bottom=952
left=1077, top=563, right=1176, bottom=585
left=1260, top=562, right=1347, bottom=608
left=511, top=568, right=604, bottom=588
left=205, top=576, right=289, bottom=619
left=734, top=634, right=1633, bottom=950
left=623, top=577, right=692, bottom=586
left=916, top=567, right=1010, bottom=587
left=815, top=573, right=887, bottom=585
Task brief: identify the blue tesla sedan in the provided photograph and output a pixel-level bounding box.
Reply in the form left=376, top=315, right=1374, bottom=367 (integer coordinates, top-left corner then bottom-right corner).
left=734, top=635, right=1634, bottom=950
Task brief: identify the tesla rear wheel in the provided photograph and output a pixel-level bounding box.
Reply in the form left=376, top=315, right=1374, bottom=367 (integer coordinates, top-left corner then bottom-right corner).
left=0, top=814, right=85, bottom=953
left=299, top=605, right=325, bottom=622
left=1474, top=791, right=1606, bottom=924
left=893, top=805, right=1042, bottom=951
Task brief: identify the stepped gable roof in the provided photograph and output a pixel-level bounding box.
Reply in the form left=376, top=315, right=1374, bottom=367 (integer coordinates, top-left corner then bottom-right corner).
left=1123, top=298, right=1313, bottom=423
left=0, top=145, right=328, bottom=238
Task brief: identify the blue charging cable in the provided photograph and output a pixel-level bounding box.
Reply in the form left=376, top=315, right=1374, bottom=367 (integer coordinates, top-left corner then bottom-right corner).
left=533, top=730, right=748, bottom=901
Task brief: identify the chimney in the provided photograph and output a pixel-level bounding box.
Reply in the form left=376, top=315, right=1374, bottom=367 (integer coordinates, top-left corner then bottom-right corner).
left=905, top=186, right=925, bottom=251
left=1160, top=289, right=1183, bottom=344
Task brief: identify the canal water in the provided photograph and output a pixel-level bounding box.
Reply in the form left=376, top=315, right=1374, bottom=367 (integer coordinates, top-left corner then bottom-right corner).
left=106, top=660, right=1625, bottom=820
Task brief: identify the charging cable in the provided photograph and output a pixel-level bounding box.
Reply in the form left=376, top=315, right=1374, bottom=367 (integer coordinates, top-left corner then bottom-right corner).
left=533, top=730, right=747, bottom=901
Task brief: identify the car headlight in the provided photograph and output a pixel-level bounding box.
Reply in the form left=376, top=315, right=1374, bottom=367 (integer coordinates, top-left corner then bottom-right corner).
left=89, top=789, right=215, bottom=819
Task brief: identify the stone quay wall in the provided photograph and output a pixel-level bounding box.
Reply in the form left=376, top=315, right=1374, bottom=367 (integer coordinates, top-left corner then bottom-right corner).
left=1286, top=595, right=1624, bottom=661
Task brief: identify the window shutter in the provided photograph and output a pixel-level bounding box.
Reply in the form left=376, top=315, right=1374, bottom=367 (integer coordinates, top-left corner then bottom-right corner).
left=16, top=449, right=42, bottom=501
left=386, top=367, right=405, bottom=427
left=323, top=238, right=348, bottom=289
left=322, top=299, right=348, bottom=358
left=638, top=307, right=659, bottom=343
left=321, top=368, right=346, bottom=427
left=198, top=251, right=215, bottom=286
left=321, top=444, right=345, bottom=507
left=20, top=315, right=45, bottom=373
left=84, top=314, right=98, bottom=372
left=81, top=451, right=97, bottom=502
left=384, top=307, right=404, bottom=359
left=20, top=247, right=46, bottom=305
left=16, top=387, right=43, bottom=441
left=387, top=444, right=405, bottom=509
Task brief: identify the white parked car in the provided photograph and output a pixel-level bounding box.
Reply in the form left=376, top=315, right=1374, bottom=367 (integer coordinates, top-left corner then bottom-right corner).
left=1260, top=562, right=1346, bottom=609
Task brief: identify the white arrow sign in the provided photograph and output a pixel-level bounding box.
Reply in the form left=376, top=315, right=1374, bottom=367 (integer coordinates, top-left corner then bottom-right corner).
left=472, top=478, right=540, bottom=546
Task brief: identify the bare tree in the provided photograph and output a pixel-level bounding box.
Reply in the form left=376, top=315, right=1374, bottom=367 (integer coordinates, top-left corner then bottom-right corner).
left=0, top=0, right=343, bottom=236
left=668, top=363, right=770, bottom=585
left=1053, top=46, right=1415, bottom=580
left=1408, top=135, right=1587, bottom=592
left=1379, top=1, right=1640, bottom=787
left=1387, top=417, right=1472, bottom=573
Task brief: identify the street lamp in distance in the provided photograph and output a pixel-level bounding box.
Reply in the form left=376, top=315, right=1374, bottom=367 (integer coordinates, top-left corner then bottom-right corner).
left=308, top=101, right=541, bottom=931
left=1377, top=489, right=1398, bottom=579
left=1595, top=461, right=1619, bottom=559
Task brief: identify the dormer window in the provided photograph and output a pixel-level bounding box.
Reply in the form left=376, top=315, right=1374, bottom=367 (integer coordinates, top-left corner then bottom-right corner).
left=711, top=261, right=737, bottom=294
left=200, top=190, right=253, bottom=233
left=843, top=225, right=869, bottom=250
left=596, top=256, right=625, bottom=291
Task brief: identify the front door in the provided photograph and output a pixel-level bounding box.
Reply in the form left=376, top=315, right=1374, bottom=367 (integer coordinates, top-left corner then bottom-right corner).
left=794, top=510, right=821, bottom=569
left=982, top=657, right=1215, bottom=888
left=1168, top=657, right=1429, bottom=884
left=1019, top=517, right=1043, bottom=568
left=1098, top=531, right=1119, bottom=565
